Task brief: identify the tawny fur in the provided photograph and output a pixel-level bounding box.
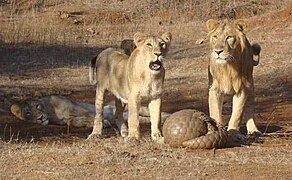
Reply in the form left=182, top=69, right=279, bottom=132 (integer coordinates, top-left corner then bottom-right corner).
left=10, top=95, right=98, bottom=127
left=207, top=19, right=261, bottom=135
left=89, top=32, right=172, bottom=141
left=10, top=95, right=171, bottom=129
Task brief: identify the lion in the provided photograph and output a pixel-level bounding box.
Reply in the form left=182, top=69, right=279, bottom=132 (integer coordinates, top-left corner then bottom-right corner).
left=89, top=32, right=172, bottom=141
left=206, top=19, right=262, bottom=136
left=10, top=95, right=171, bottom=129
left=10, top=95, right=114, bottom=128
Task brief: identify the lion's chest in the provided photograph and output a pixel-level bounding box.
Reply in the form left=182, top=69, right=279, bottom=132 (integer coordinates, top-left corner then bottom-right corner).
left=140, top=79, right=164, bottom=101
left=214, top=75, right=237, bottom=94
left=210, top=64, right=243, bottom=94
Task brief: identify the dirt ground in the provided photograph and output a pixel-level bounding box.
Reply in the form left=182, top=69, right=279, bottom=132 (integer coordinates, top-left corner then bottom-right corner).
left=0, top=0, right=292, bottom=179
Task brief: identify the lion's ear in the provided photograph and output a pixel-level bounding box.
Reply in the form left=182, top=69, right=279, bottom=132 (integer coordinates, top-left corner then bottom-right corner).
left=10, top=104, right=23, bottom=120
left=234, top=19, right=247, bottom=32
left=206, top=19, right=219, bottom=33
left=160, top=32, right=172, bottom=44
left=133, top=32, right=147, bottom=47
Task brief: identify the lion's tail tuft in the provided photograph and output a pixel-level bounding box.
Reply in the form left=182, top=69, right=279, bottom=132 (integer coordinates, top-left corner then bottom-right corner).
left=89, top=56, right=97, bottom=85
left=251, top=43, right=261, bottom=66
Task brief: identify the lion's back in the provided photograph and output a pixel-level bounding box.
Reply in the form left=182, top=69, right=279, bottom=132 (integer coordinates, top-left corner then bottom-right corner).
left=96, top=48, right=128, bottom=74
left=95, top=48, right=130, bottom=98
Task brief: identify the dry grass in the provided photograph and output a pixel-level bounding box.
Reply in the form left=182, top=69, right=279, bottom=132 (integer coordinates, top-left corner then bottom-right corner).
left=0, top=0, right=292, bottom=179
left=1, top=137, right=292, bottom=179
left=0, top=0, right=289, bottom=46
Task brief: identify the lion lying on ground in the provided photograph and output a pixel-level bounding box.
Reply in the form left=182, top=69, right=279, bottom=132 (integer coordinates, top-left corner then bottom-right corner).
left=206, top=19, right=262, bottom=136
left=11, top=95, right=233, bottom=149
left=89, top=32, right=172, bottom=141
left=10, top=95, right=113, bottom=128
left=10, top=95, right=170, bottom=128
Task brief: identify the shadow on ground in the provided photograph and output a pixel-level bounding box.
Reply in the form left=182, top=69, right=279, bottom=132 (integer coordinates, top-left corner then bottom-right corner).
left=0, top=42, right=109, bottom=74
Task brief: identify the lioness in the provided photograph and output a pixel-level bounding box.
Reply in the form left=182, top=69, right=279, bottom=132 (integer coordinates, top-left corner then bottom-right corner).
left=89, top=32, right=172, bottom=141
left=206, top=19, right=261, bottom=135
left=10, top=95, right=114, bottom=128
left=10, top=95, right=171, bottom=129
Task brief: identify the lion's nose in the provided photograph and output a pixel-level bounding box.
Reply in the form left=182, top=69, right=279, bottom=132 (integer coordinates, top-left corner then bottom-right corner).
left=154, top=52, right=162, bottom=57
left=214, top=49, right=224, bottom=55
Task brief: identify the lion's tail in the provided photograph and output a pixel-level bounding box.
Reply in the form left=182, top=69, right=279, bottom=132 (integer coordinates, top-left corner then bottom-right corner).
left=181, top=127, right=228, bottom=149
left=251, top=43, right=261, bottom=66
left=89, top=56, right=97, bottom=85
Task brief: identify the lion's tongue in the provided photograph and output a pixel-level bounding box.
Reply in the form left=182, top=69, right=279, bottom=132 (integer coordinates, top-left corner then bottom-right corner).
left=149, top=60, right=162, bottom=71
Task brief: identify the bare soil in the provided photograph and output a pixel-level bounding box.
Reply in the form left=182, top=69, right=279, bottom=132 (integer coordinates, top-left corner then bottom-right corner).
left=0, top=1, right=292, bottom=179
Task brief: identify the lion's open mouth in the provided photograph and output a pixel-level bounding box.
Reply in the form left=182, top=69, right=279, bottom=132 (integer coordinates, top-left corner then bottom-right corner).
left=37, top=114, right=49, bottom=125
left=149, top=60, right=162, bottom=71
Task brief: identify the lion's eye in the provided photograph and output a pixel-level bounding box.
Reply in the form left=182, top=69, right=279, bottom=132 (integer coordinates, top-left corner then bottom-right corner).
left=212, top=35, right=218, bottom=40
left=36, top=104, right=41, bottom=109
left=26, top=111, right=32, bottom=116
left=160, top=42, right=166, bottom=48
left=226, top=36, right=233, bottom=40
left=146, top=43, right=152, bottom=47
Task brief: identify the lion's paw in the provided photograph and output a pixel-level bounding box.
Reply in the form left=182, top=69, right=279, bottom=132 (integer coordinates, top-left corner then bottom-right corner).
left=121, top=129, right=128, bottom=138
left=151, top=131, right=164, bottom=143
left=247, top=130, right=262, bottom=137
left=154, top=136, right=165, bottom=144
left=127, top=130, right=140, bottom=140
left=120, top=123, right=129, bottom=138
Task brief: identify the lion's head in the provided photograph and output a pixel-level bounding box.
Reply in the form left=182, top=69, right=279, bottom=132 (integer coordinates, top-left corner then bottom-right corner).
left=10, top=99, right=49, bottom=125
left=120, top=39, right=136, bottom=56
left=206, top=19, right=249, bottom=65
left=132, top=32, right=172, bottom=74
left=206, top=19, right=261, bottom=94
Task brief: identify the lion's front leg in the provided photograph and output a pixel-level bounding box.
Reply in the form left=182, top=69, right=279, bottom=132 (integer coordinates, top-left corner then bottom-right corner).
left=149, top=98, right=163, bottom=142
left=127, top=94, right=140, bottom=139
left=228, top=90, right=247, bottom=131
left=115, top=98, right=128, bottom=137
left=88, top=88, right=105, bottom=139
left=209, top=89, right=224, bottom=125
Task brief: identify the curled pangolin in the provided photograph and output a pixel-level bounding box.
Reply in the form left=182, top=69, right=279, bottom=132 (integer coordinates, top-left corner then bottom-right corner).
left=162, top=109, right=228, bottom=149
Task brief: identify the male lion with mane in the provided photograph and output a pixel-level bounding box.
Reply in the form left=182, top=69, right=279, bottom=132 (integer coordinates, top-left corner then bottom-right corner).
left=89, top=32, right=172, bottom=141
left=206, top=19, right=261, bottom=136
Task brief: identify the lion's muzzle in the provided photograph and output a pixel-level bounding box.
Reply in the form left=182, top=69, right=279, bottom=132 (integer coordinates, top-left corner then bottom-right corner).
left=213, top=51, right=230, bottom=64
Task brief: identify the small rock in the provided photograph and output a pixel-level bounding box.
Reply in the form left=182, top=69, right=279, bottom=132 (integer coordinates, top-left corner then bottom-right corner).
left=59, top=11, right=70, bottom=19
left=73, top=19, right=83, bottom=25
left=87, top=28, right=96, bottom=35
